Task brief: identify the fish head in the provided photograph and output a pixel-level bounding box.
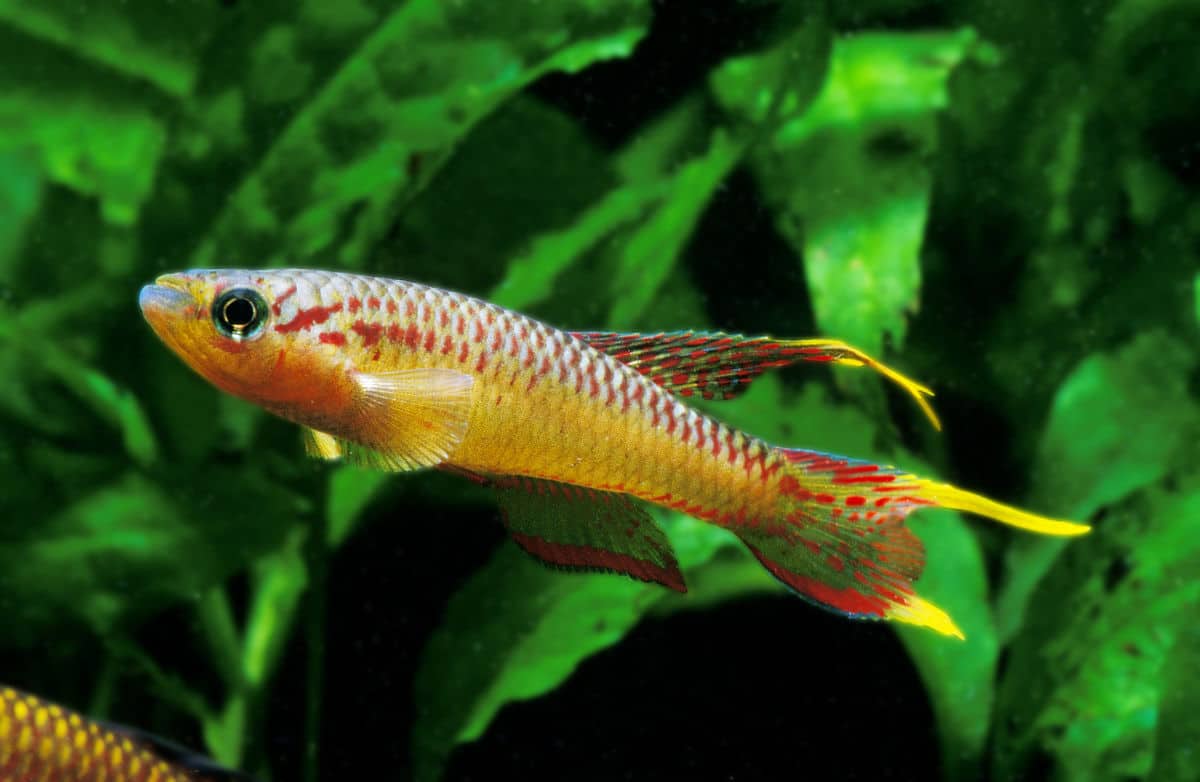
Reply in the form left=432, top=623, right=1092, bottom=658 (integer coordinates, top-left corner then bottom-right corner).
left=139, top=269, right=355, bottom=422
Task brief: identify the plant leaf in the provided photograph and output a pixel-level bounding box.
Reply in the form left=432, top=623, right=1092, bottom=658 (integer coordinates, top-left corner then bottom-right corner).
left=899, top=508, right=997, bottom=782
left=993, top=480, right=1200, bottom=781
left=192, top=0, right=651, bottom=271
left=606, top=130, right=746, bottom=328
left=326, top=466, right=389, bottom=548
left=995, top=332, right=1200, bottom=641
left=0, top=0, right=218, bottom=97
left=1150, top=619, right=1200, bottom=782
left=487, top=95, right=708, bottom=314
left=0, top=149, right=41, bottom=280
left=725, top=29, right=988, bottom=356
left=40, top=350, right=159, bottom=469
left=992, top=331, right=1200, bottom=780
left=0, top=468, right=303, bottom=647
left=409, top=510, right=762, bottom=782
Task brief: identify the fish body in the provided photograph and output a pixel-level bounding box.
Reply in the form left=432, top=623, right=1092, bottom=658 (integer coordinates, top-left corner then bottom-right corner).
left=0, top=685, right=249, bottom=781
left=140, top=269, right=1087, bottom=637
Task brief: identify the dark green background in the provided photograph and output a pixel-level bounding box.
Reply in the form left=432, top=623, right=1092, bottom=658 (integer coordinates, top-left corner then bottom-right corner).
left=1, top=0, right=1197, bottom=780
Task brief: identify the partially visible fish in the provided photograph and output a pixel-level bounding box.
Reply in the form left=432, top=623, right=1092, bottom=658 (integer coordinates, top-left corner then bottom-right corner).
left=139, top=269, right=1088, bottom=638
left=0, top=685, right=253, bottom=781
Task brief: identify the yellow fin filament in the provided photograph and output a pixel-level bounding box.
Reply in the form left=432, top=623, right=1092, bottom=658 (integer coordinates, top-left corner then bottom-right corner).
left=922, top=482, right=1091, bottom=536
left=789, top=339, right=942, bottom=431
left=887, top=594, right=965, bottom=639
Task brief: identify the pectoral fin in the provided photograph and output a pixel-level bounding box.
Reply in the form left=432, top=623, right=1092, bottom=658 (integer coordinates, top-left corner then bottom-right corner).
left=303, top=428, right=342, bottom=460
left=301, top=368, right=475, bottom=472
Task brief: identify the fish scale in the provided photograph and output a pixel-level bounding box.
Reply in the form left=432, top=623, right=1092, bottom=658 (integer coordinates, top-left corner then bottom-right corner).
left=0, top=687, right=207, bottom=781
left=264, top=270, right=774, bottom=518
left=140, top=268, right=1090, bottom=638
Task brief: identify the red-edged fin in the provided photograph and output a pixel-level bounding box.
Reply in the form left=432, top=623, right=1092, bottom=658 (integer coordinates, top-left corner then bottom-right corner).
left=730, top=447, right=1089, bottom=637
left=733, top=461, right=953, bottom=636
left=782, top=448, right=1089, bottom=537
left=573, top=330, right=941, bottom=429
left=491, top=475, right=686, bottom=592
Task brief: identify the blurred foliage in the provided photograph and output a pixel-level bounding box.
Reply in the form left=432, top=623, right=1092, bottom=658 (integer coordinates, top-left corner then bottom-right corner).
left=0, top=1, right=1197, bottom=781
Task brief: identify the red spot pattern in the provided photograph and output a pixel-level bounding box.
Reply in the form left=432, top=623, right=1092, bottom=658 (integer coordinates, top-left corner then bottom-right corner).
left=350, top=320, right=384, bottom=347
left=573, top=330, right=881, bottom=402
left=319, top=332, right=346, bottom=346
left=274, top=302, right=342, bottom=333
left=751, top=549, right=895, bottom=618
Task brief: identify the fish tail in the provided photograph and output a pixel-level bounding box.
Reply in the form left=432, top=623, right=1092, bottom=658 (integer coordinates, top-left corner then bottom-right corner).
left=732, top=448, right=1089, bottom=638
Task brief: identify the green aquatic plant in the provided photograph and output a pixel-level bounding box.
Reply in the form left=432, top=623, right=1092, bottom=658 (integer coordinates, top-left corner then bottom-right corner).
left=0, top=1, right=1197, bottom=780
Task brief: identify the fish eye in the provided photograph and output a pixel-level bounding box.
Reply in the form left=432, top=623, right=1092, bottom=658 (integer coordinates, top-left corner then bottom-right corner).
left=213, top=288, right=268, bottom=339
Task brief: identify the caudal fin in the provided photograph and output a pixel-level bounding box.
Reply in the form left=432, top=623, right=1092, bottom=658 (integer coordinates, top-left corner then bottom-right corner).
left=734, top=448, right=1089, bottom=638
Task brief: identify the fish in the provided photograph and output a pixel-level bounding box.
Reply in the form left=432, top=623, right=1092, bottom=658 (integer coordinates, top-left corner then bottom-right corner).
left=139, top=269, right=1088, bottom=638
left=0, top=684, right=254, bottom=781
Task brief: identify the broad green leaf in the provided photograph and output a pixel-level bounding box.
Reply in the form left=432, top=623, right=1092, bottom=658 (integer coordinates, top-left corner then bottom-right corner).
left=0, top=0, right=217, bottom=97
left=41, top=352, right=159, bottom=469
left=326, top=466, right=389, bottom=547
left=899, top=508, right=997, bottom=782
left=722, top=29, right=988, bottom=356
left=606, top=130, right=745, bottom=328
left=1193, top=272, right=1199, bottom=324
left=488, top=95, right=707, bottom=314
left=614, top=94, right=710, bottom=185
left=489, top=182, right=665, bottom=311
left=0, top=92, right=166, bottom=225
left=708, top=11, right=833, bottom=129
left=410, top=511, right=758, bottom=782
left=602, top=18, right=833, bottom=329
left=993, top=481, right=1200, bottom=781
left=0, top=150, right=41, bottom=279
left=203, top=695, right=249, bottom=770
left=991, top=336, right=1200, bottom=780
left=774, top=29, right=991, bottom=149
left=192, top=0, right=651, bottom=271
left=996, top=332, right=1199, bottom=641
left=411, top=546, right=652, bottom=782
left=380, top=96, right=616, bottom=295
left=0, top=468, right=303, bottom=646
left=1150, top=620, right=1200, bottom=782
left=243, top=528, right=309, bottom=689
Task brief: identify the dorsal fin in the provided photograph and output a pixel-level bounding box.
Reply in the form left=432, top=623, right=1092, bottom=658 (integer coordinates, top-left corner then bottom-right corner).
left=572, top=330, right=941, bottom=429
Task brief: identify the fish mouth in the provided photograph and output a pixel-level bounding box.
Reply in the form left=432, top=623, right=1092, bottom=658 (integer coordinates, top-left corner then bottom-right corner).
left=138, top=282, right=193, bottom=317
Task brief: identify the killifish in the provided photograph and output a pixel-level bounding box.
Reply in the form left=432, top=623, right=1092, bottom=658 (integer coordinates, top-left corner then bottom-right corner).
left=0, top=685, right=252, bottom=781
left=139, top=269, right=1088, bottom=638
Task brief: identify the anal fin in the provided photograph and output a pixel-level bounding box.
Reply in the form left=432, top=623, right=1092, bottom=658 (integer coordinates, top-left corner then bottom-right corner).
left=492, top=476, right=685, bottom=592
